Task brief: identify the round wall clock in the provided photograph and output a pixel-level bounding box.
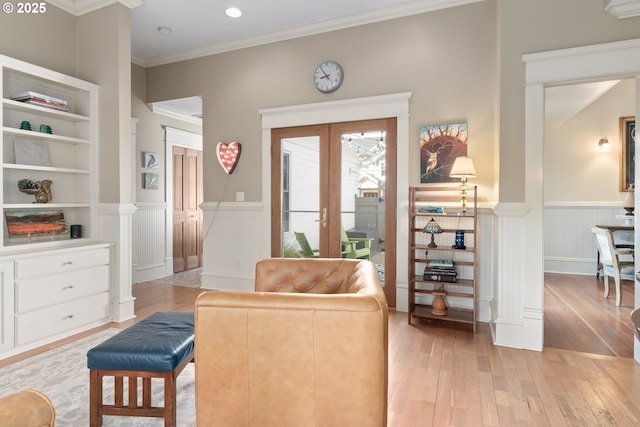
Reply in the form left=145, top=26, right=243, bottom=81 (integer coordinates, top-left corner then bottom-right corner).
left=313, top=61, right=344, bottom=93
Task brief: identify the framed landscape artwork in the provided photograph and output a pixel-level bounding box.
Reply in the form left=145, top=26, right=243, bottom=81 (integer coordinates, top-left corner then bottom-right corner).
left=620, top=116, right=636, bottom=191
left=5, top=209, right=67, bottom=238
left=419, top=122, right=468, bottom=183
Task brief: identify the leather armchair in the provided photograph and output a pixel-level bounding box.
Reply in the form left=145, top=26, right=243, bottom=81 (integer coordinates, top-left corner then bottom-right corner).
left=195, top=258, right=388, bottom=427
left=0, top=389, right=55, bottom=427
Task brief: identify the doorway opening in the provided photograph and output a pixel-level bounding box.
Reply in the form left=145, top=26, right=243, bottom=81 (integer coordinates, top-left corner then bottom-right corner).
left=543, top=78, right=636, bottom=357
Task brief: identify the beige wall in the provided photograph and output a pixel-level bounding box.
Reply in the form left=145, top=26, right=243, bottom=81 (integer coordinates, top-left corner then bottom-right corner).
left=544, top=78, right=636, bottom=202
left=144, top=2, right=498, bottom=203
left=77, top=4, right=132, bottom=203
left=498, top=0, right=640, bottom=202
left=131, top=63, right=202, bottom=203
left=0, top=5, right=77, bottom=76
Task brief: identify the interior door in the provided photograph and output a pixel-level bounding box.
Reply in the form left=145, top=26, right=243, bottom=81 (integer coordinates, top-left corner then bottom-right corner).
left=271, top=118, right=396, bottom=307
left=173, top=146, right=203, bottom=272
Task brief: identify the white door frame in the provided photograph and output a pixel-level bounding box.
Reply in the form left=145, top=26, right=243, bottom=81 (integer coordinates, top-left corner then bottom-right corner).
left=523, top=38, right=640, bottom=356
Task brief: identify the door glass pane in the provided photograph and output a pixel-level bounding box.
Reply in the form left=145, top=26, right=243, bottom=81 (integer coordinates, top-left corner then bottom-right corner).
left=282, top=136, right=320, bottom=258
left=340, top=131, right=385, bottom=272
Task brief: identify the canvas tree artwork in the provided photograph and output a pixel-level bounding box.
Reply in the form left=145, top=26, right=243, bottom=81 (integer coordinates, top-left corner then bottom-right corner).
left=420, top=122, right=468, bottom=183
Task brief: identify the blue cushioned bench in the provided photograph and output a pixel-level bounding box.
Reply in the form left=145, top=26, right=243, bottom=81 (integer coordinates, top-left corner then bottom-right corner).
left=87, top=312, right=194, bottom=427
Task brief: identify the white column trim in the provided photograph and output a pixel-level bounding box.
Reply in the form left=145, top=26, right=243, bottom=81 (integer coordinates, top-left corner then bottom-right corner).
left=98, top=202, right=137, bottom=322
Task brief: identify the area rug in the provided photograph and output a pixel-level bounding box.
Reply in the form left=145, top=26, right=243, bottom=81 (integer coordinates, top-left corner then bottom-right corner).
left=0, top=329, right=195, bottom=426
left=155, top=267, right=202, bottom=288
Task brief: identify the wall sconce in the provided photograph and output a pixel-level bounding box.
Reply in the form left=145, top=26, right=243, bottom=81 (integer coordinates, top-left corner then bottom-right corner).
left=598, top=137, right=611, bottom=152
left=449, top=156, right=476, bottom=213
left=423, top=218, right=442, bottom=248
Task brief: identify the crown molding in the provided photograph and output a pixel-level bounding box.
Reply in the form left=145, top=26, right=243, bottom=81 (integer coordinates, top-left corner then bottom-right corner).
left=148, top=104, right=203, bottom=127
left=139, top=0, right=484, bottom=67
left=605, top=0, right=640, bottom=19
left=47, top=0, right=144, bottom=15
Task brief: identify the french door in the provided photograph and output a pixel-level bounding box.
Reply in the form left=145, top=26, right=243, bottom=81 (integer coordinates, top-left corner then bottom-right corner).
left=271, top=118, right=396, bottom=306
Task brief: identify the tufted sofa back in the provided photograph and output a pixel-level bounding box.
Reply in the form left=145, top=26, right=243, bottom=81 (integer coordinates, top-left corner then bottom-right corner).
left=195, top=258, right=388, bottom=427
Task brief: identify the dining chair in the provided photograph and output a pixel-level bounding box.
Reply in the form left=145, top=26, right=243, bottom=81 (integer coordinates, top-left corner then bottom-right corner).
left=591, top=227, right=635, bottom=306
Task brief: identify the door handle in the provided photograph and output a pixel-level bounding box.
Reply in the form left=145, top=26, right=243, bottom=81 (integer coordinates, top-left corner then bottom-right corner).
left=314, top=208, right=327, bottom=228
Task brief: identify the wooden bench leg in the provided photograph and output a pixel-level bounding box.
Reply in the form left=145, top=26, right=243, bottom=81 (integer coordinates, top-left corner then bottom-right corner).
left=89, top=369, right=103, bottom=427
left=164, top=372, right=177, bottom=427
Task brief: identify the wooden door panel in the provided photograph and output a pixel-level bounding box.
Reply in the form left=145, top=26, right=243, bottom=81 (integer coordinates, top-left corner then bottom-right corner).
left=173, top=223, right=185, bottom=272
left=172, top=146, right=203, bottom=273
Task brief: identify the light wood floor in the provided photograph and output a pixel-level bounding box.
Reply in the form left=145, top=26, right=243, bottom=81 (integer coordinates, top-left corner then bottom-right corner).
left=544, top=272, right=635, bottom=358
left=3, top=274, right=640, bottom=426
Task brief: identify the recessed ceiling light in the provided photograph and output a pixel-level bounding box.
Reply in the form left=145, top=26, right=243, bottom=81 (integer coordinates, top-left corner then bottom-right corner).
left=157, top=26, right=173, bottom=36
left=225, top=7, right=242, bottom=18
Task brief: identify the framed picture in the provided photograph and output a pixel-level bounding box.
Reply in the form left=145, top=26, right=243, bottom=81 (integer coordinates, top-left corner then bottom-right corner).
left=419, top=122, right=468, bottom=183
left=5, top=209, right=67, bottom=238
left=143, top=151, right=159, bottom=169
left=143, top=173, right=159, bottom=190
left=14, top=138, right=50, bottom=166
left=620, top=117, right=636, bottom=191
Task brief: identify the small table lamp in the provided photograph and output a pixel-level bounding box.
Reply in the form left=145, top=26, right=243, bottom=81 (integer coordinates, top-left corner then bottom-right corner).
left=423, top=218, right=442, bottom=248
left=450, top=156, right=476, bottom=214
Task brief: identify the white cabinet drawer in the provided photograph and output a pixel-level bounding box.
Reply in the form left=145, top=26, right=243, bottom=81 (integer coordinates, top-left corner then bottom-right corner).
left=15, top=247, right=109, bottom=279
left=16, top=265, right=110, bottom=313
left=16, top=292, right=111, bottom=346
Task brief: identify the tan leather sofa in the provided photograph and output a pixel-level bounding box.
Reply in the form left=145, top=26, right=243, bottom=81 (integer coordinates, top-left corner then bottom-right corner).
left=195, top=258, right=388, bottom=427
left=0, top=389, right=55, bottom=427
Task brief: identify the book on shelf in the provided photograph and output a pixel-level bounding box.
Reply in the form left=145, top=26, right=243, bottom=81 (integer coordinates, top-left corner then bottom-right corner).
left=11, top=91, right=67, bottom=105
left=418, top=206, right=443, bottom=213
left=427, top=259, right=454, bottom=270
left=11, top=91, right=68, bottom=111
left=22, top=98, right=68, bottom=111
left=423, top=267, right=457, bottom=283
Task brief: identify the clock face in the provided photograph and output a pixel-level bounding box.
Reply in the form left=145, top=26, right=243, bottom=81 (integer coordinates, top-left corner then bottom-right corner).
left=314, top=61, right=343, bottom=93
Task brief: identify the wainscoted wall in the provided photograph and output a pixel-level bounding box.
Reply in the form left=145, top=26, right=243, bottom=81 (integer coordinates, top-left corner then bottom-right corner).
left=132, top=202, right=168, bottom=283
left=544, top=202, right=630, bottom=275
left=200, top=202, right=266, bottom=292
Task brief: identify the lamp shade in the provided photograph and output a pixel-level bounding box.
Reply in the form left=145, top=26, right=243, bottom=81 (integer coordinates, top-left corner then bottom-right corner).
left=598, top=137, right=611, bottom=152
left=450, top=156, right=477, bottom=178
left=423, top=218, right=442, bottom=234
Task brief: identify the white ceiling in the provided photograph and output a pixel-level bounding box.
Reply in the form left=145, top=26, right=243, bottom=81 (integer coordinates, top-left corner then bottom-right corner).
left=129, top=0, right=483, bottom=67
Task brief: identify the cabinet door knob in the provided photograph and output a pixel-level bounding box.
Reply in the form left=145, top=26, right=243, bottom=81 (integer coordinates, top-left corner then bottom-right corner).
left=63, top=285, right=74, bottom=290
left=62, top=261, right=73, bottom=266
left=64, top=314, right=74, bottom=319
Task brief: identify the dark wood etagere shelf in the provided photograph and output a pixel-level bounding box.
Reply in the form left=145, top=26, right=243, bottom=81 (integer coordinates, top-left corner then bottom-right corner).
left=408, top=185, right=477, bottom=332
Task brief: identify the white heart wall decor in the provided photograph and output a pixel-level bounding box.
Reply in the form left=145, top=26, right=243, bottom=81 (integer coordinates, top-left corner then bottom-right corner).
left=216, top=141, right=241, bottom=174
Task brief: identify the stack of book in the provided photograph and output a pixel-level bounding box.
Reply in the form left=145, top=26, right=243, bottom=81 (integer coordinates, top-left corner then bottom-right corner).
left=423, top=259, right=457, bottom=283
left=11, top=91, right=68, bottom=112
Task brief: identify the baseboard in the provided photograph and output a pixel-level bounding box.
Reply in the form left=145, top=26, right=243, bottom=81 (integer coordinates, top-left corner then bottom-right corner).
left=544, top=257, right=595, bottom=276
left=200, top=272, right=254, bottom=292
left=133, top=263, right=168, bottom=283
